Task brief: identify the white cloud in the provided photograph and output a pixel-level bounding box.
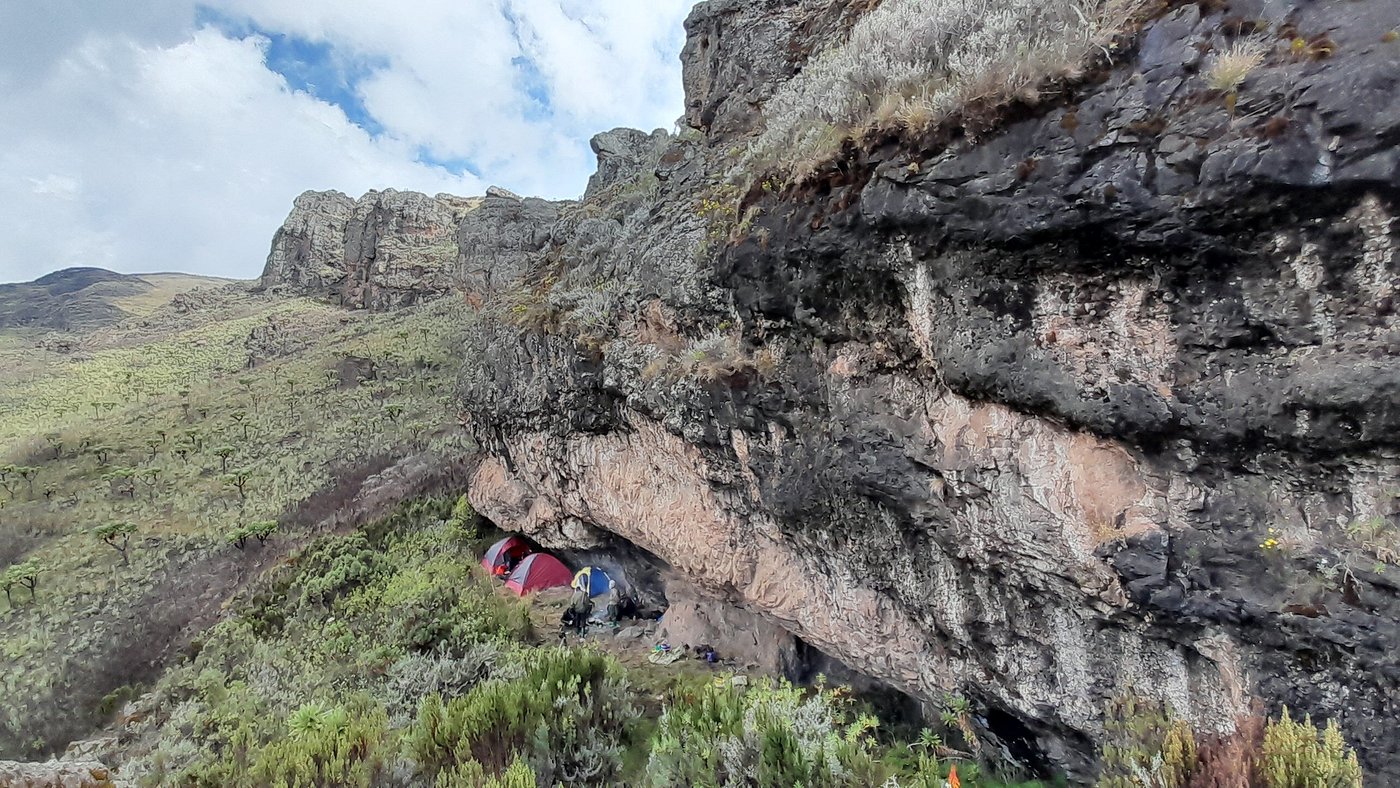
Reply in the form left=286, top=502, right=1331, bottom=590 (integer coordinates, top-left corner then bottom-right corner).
left=0, top=1, right=695, bottom=283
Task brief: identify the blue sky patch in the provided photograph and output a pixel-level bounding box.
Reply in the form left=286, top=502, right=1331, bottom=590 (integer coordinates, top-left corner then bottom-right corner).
left=500, top=9, right=553, bottom=124
left=415, top=147, right=482, bottom=179
left=510, top=55, right=553, bottom=124
left=195, top=5, right=386, bottom=137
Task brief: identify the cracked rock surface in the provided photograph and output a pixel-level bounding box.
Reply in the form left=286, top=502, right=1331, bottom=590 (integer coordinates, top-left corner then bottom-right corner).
left=263, top=0, right=1400, bottom=779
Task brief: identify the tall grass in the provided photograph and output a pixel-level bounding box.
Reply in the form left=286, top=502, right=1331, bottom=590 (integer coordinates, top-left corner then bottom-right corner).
left=749, top=0, right=1149, bottom=179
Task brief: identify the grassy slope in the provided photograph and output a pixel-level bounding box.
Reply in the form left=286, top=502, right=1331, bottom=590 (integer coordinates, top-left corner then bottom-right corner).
left=0, top=281, right=1037, bottom=787
left=112, top=498, right=1021, bottom=788
left=0, top=284, right=474, bottom=758
left=115, top=273, right=241, bottom=317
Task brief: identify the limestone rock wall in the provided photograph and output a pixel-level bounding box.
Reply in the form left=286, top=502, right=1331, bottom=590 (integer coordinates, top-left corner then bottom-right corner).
left=452, top=0, right=1400, bottom=781
left=0, top=760, right=118, bottom=787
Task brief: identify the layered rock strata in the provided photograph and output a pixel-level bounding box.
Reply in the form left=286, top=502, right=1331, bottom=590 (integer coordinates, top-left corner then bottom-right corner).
left=266, top=0, right=1400, bottom=779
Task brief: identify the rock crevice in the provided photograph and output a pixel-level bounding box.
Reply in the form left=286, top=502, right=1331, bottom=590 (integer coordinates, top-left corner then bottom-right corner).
left=263, top=0, right=1400, bottom=778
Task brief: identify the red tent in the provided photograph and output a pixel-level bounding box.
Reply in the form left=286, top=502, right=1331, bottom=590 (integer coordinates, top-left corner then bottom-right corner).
left=482, top=535, right=532, bottom=575
left=504, top=553, right=574, bottom=596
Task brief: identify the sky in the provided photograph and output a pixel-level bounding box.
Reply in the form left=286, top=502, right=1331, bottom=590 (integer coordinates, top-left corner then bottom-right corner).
left=0, top=1, right=695, bottom=283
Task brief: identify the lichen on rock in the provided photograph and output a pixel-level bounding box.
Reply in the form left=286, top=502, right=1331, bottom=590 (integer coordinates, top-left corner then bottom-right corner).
left=255, top=0, right=1399, bottom=780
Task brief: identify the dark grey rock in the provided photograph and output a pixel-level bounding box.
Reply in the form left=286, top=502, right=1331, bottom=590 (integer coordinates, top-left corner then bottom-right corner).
left=244, top=0, right=1400, bottom=781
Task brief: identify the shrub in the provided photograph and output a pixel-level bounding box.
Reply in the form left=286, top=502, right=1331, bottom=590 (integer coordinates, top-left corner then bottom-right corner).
left=409, top=647, right=635, bottom=785
left=1095, top=694, right=1363, bottom=788
left=227, top=520, right=278, bottom=549
left=388, top=576, right=530, bottom=653
left=447, top=494, right=479, bottom=541
left=2, top=559, right=42, bottom=605
left=683, top=332, right=759, bottom=384
left=242, top=702, right=391, bottom=788
left=1258, top=708, right=1362, bottom=788
left=646, top=678, right=939, bottom=788
left=381, top=644, right=501, bottom=724
left=298, top=534, right=390, bottom=606
left=435, top=756, right=538, bottom=788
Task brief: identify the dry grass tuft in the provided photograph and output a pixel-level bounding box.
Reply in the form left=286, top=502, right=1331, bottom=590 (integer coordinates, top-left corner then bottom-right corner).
left=1206, top=38, right=1270, bottom=93
left=748, top=0, right=1153, bottom=178
left=1087, top=512, right=1157, bottom=547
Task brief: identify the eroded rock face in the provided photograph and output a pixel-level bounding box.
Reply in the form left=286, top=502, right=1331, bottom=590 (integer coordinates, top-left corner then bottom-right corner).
left=259, top=189, right=475, bottom=308
left=585, top=128, right=670, bottom=198
left=0, top=760, right=118, bottom=787
left=468, top=397, right=1253, bottom=776
left=456, top=188, right=561, bottom=298
left=259, top=187, right=566, bottom=309
left=680, top=0, right=878, bottom=138
left=453, top=0, right=1400, bottom=780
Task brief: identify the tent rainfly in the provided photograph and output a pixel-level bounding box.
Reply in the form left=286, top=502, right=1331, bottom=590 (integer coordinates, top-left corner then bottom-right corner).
left=482, top=535, right=532, bottom=575
left=504, top=553, right=574, bottom=596
left=571, top=566, right=614, bottom=597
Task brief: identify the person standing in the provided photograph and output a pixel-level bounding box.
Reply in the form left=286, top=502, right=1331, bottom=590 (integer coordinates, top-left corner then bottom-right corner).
left=567, top=587, right=591, bottom=637
left=605, top=580, right=621, bottom=630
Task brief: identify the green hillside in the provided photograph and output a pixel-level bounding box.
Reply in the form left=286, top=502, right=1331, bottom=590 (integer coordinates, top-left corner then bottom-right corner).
left=0, top=284, right=474, bottom=759
left=0, top=269, right=235, bottom=332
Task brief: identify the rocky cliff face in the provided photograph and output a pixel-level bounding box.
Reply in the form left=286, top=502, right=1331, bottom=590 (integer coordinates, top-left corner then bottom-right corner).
left=259, top=187, right=567, bottom=309
left=266, top=0, right=1400, bottom=780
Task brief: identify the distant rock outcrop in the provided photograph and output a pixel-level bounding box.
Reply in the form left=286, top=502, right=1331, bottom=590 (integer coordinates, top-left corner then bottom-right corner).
left=0, top=268, right=148, bottom=331
left=242, top=0, right=1400, bottom=780
left=258, top=187, right=570, bottom=309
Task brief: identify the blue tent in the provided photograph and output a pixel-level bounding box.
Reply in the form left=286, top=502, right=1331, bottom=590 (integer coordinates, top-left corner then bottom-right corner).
left=571, top=566, right=613, bottom=597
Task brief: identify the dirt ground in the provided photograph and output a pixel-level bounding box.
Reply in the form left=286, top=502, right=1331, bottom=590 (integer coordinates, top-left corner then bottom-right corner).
left=507, top=585, right=740, bottom=683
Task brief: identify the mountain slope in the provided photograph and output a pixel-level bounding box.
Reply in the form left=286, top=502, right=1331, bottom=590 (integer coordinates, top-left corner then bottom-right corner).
left=217, top=0, right=1399, bottom=779
left=0, top=280, right=475, bottom=760
left=0, top=268, right=235, bottom=331
left=2, top=0, right=1397, bottom=784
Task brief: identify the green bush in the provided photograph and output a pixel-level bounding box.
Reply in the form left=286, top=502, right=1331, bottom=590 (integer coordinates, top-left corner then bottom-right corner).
left=409, top=647, right=635, bottom=785
left=1, top=559, right=41, bottom=605
left=362, top=496, right=455, bottom=547
left=447, top=494, right=479, bottom=541
left=435, top=756, right=538, bottom=788
left=241, top=702, right=391, bottom=788
left=226, top=520, right=277, bottom=549
left=381, top=645, right=501, bottom=723
left=1095, top=695, right=1363, bottom=788
left=1259, top=708, right=1362, bottom=788
left=298, top=534, right=389, bottom=606
left=646, top=679, right=942, bottom=788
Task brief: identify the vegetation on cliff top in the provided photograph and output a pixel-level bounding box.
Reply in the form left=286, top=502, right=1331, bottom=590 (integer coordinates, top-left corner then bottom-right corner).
left=749, top=0, right=1153, bottom=180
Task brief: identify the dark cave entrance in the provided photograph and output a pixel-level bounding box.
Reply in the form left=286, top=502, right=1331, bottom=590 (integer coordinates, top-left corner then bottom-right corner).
left=509, top=523, right=1059, bottom=778
left=981, top=703, right=1055, bottom=779
left=789, top=636, right=929, bottom=731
